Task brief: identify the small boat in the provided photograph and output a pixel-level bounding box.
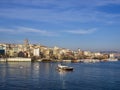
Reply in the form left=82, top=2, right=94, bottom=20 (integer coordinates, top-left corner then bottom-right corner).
left=57, top=64, right=73, bottom=71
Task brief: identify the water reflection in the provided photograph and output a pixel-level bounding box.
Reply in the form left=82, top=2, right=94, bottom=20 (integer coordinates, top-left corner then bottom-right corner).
left=31, top=63, right=40, bottom=79
left=57, top=70, right=66, bottom=89
left=57, top=69, right=73, bottom=89
left=0, top=62, right=32, bottom=78
left=0, top=62, right=56, bottom=79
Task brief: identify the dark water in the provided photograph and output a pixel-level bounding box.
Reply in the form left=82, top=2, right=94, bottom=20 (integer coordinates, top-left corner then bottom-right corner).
left=0, top=61, right=120, bottom=90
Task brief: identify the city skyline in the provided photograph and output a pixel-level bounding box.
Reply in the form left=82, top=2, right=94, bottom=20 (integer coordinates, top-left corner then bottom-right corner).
left=0, top=0, right=120, bottom=51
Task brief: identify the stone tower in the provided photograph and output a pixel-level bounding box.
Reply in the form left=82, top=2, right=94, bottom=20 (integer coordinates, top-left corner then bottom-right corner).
left=24, top=39, right=29, bottom=51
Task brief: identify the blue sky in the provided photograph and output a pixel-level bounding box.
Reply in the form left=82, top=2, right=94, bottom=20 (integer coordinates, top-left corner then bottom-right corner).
left=0, top=0, right=120, bottom=51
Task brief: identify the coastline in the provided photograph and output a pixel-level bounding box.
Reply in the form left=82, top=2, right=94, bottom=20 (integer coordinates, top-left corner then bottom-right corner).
left=0, top=57, right=119, bottom=63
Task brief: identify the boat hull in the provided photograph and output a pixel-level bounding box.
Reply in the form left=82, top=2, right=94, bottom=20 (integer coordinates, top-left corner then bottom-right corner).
left=59, top=68, right=73, bottom=71
left=57, top=64, right=73, bottom=71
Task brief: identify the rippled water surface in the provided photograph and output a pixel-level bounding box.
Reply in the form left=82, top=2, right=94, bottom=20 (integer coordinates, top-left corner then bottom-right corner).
left=0, top=61, right=120, bottom=90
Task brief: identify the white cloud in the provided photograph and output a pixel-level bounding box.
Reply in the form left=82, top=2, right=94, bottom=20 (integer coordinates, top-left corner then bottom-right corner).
left=0, top=8, right=112, bottom=23
left=65, top=28, right=97, bottom=35
left=0, top=26, right=57, bottom=36
left=0, top=0, right=120, bottom=24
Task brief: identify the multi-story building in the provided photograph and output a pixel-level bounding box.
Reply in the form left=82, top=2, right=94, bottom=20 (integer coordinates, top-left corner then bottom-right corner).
left=0, top=39, right=117, bottom=60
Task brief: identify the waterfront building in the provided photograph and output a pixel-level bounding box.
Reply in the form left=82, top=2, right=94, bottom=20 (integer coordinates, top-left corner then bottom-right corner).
left=109, top=54, right=115, bottom=58
left=17, top=44, right=24, bottom=52
left=44, top=48, right=51, bottom=59
left=33, top=48, right=40, bottom=56
left=0, top=39, right=119, bottom=61
left=53, top=46, right=59, bottom=55
left=83, top=51, right=92, bottom=56
left=0, top=44, right=6, bottom=56
left=94, top=52, right=101, bottom=57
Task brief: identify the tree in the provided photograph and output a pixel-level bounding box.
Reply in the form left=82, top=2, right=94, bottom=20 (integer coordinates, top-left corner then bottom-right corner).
left=18, top=51, right=25, bottom=57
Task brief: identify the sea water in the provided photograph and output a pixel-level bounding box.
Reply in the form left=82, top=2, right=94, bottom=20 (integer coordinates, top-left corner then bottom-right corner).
left=0, top=61, right=120, bottom=90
